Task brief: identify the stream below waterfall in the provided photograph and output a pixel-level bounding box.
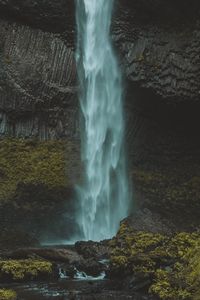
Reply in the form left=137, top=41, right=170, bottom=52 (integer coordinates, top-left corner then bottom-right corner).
left=2, top=279, right=149, bottom=300
left=0, top=243, right=155, bottom=300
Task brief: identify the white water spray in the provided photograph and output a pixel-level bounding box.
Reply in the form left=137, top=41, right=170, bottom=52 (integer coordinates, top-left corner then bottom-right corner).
left=75, top=0, right=130, bottom=241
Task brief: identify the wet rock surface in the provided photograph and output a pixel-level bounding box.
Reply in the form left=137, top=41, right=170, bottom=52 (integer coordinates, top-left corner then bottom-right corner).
left=1, top=215, right=200, bottom=299
left=75, top=240, right=111, bottom=260
left=2, top=245, right=109, bottom=278
left=0, top=240, right=155, bottom=299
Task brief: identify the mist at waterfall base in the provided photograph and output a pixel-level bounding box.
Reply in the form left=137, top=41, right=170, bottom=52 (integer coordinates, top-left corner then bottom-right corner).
left=74, top=0, right=131, bottom=242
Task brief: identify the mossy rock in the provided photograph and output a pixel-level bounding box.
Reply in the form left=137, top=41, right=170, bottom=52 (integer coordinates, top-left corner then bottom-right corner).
left=0, top=138, right=74, bottom=203
left=0, top=259, right=53, bottom=282
left=110, top=223, right=200, bottom=299
left=0, top=138, right=80, bottom=244
left=0, top=289, right=17, bottom=300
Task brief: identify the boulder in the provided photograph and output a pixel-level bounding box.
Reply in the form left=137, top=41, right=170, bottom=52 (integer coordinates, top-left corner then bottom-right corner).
left=75, top=240, right=110, bottom=260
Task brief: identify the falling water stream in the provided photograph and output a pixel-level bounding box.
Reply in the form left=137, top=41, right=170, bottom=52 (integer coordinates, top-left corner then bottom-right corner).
left=75, top=0, right=130, bottom=241
left=1, top=2, right=134, bottom=299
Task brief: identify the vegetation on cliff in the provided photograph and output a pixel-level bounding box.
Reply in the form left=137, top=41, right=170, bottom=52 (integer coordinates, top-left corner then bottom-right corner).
left=0, top=138, right=80, bottom=247
left=0, top=138, right=71, bottom=203
left=110, top=223, right=200, bottom=300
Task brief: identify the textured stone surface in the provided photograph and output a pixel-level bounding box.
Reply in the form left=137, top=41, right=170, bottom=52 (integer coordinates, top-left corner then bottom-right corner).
left=0, top=0, right=200, bottom=142
left=0, top=0, right=75, bottom=35
left=0, top=19, right=78, bottom=139
left=115, top=1, right=200, bottom=101
left=0, top=0, right=200, bottom=102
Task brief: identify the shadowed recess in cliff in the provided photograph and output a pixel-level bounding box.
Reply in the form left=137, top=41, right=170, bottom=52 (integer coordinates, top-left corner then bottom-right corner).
left=74, top=0, right=131, bottom=241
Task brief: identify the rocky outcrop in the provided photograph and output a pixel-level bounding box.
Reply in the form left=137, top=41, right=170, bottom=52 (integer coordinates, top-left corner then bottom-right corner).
left=114, top=1, right=200, bottom=102
left=109, top=222, right=200, bottom=299
left=0, top=0, right=75, bottom=35
left=3, top=246, right=108, bottom=278
left=1, top=0, right=200, bottom=102
left=75, top=240, right=111, bottom=260
left=0, top=19, right=78, bottom=139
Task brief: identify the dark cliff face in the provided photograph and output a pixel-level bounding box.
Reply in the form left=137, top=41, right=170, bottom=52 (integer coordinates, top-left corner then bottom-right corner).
left=1, top=0, right=200, bottom=104
left=0, top=20, right=78, bottom=139
left=0, top=0, right=199, bottom=155
left=0, top=0, right=75, bottom=34
left=0, top=0, right=200, bottom=236
left=115, top=1, right=200, bottom=101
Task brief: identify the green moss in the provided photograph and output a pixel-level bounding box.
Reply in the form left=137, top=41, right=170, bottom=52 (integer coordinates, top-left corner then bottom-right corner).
left=0, top=138, right=76, bottom=202
left=185, top=244, right=200, bottom=299
left=111, top=255, right=129, bottom=268
left=110, top=223, right=200, bottom=299
left=110, top=223, right=166, bottom=278
left=0, top=289, right=17, bottom=300
left=149, top=237, right=200, bottom=299
left=150, top=269, right=191, bottom=300
left=0, top=259, right=52, bottom=281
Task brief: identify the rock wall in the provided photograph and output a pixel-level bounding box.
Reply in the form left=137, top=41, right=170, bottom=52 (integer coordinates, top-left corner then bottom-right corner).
left=0, top=1, right=200, bottom=144
left=1, top=1, right=200, bottom=140
left=0, top=0, right=200, bottom=237
left=0, top=19, right=78, bottom=139
left=115, top=0, right=200, bottom=102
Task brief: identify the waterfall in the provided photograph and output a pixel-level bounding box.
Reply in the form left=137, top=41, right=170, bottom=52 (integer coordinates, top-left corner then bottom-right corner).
left=75, top=0, right=130, bottom=241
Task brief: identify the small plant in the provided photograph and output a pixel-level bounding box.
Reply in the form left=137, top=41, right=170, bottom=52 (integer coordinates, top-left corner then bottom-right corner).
left=0, top=259, right=52, bottom=281
left=0, top=289, right=17, bottom=300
